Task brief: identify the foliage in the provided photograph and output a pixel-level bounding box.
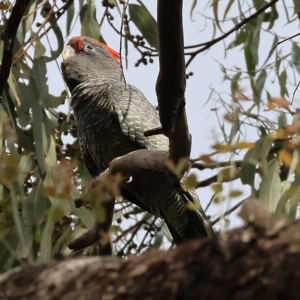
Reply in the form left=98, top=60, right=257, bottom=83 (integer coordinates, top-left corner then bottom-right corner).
left=0, top=0, right=300, bottom=273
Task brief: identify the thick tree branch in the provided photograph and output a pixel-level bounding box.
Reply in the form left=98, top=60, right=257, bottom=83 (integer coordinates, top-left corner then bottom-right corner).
left=2, top=219, right=300, bottom=299
left=69, top=150, right=170, bottom=251
left=0, top=0, right=31, bottom=100
left=156, top=0, right=191, bottom=168
left=109, top=149, right=169, bottom=177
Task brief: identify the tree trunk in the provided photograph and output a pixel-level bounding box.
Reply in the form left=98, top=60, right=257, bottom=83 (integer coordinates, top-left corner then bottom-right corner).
left=1, top=218, right=300, bottom=300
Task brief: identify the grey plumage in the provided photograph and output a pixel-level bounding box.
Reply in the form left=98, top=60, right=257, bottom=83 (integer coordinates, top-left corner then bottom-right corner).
left=61, top=36, right=213, bottom=244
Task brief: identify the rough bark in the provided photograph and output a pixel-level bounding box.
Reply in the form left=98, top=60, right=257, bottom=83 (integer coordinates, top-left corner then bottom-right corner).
left=1, top=218, right=300, bottom=300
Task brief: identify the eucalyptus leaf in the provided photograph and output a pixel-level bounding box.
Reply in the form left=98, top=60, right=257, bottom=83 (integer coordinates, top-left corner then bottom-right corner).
left=0, top=230, right=20, bottom=272
left=38, top=215, right=53, bottom=262
left=27, top=178, right=50, bottom=225
left=129, top=3, right=158, bottom=49
left=241, top=135, right=271, bottom=187
left=291, top=42, right=300, bottom=74
left=66, top=0, right=75, bottom=36
left=29, top=76, right=45, bottom=176
left=45, top=18, right=64, bottom=62
left=34, top=35, right=46, bottom=59
left=258, top=158, right=281, bottom=214
left=80, top=1, right=105, bottom=43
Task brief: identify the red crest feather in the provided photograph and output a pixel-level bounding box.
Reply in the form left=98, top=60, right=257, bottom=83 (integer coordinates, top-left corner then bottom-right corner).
left=68, top=36, right=120, bottom=63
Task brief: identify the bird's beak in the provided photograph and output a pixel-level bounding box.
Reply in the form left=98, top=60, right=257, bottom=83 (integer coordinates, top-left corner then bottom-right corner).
left=62, top=45, right=76, bottom=61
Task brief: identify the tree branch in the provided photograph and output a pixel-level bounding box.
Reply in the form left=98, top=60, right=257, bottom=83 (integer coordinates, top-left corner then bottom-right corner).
left=2, top=219, right=300, bottom=299
left=109, top=149, right=169, bottom=177
left=69, top=150, right=170, bottom=252
left=185, top=0, right=278, bottom=68
left=197, top=168, right=241, bottom=188
left=156, top=0, right=191, bottom=169
left=0, top=0, right=31, bottom=100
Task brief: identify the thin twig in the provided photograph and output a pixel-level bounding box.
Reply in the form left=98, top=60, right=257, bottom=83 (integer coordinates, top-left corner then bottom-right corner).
left=185, top=0, right=278, bottom=68
left=191, top=160, right=242, bottom=170
left=269, top=32, right=300, bottom=56
left=204, top=194, right=215, bottom=212
left=211, top=199, right=246, bottom=225
left=197, top=169, right=241, bottom=188
left=99, top=6, right=108, bottom=28
left=113, top=214, right=151, bottom=244
left=292, top=79, right=300, bottom=105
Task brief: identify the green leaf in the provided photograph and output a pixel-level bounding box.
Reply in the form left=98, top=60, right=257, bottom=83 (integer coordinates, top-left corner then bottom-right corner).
left=0, top=241, right=12, bottom=272
left=45, top=18, right=64, bottom=62
left=27, top=179, right=50, bottom=226
left=223, top=0, right=235, bottom=20
left=15, top=126, right=35, bottom=153
left=38, top=214, right=53, bottom=262
left=17, top=82, right=32, bottom=127
left=32, top=57, right=66, bottom=108
left=129, top=3, right=158, bottom=49
left=24, top=0, right=37, bottom=35
left=211, top=0, right=222, bottom=32
left=80, top=1, right=105, bottom=44
left=258, top=158, right=281, bottom=214
left=278, top=113, right=287, bottom=129
left=34, top=35, right=46, bottom=59
left=29, top=76, right=45, bottom=176
left=253, top=0, right=267, bottom=10
left=183, top=174, right=198, bottom=190
left=293, top=0, right=300, bottom=15
left=256, top=69, right=267, bottom=98
left=32, top=57, right=48, bottom=102
left=259, top=134, right=275, bottom=173
left=190, top=0, right=198, bottom=19
left=0, top=230, right=20, bottom=272
left=66, top=0, right=75, bottom=36
left=291, top=42, right=300, bottom=74
left=10, top=183, right=28, bottom=258
left=43, top=116, right=57, bottom=167
left=264, top=4, right=278, bottom=29
left=275, top=180, right=291, bottom=216
left=241, top=135, right=272, bottom=186
left=17, top=154, right=34, bottom=190
left=7, top=72, right=21, bottom=107
left=51, top=225, right=72, bottom=255
left=244, top=44, right=256, bottom=77
left=227, top=29, right=247, bottom=50
left=228, top=118, right=239, bottom=144
left=230, top=72, right=241, bottom=96
left=278, top=70, right=288, bottom=97
left=12, top=60, right=31, bottom=80
left=253, top=69, right=266, bottom=104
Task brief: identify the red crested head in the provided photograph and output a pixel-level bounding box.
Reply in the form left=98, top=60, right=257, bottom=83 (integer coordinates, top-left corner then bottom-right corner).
left=67, top=36, right=120, bottom=63
left=61, top=36, right=122, bottom=92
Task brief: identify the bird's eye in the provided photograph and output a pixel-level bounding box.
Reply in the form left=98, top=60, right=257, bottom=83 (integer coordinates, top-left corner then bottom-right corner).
left=86, top=44, right=94, bottom=51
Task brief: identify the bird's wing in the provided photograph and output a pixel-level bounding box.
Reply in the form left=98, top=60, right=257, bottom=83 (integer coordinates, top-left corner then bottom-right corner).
left=110, top=82, right=169, bottom=151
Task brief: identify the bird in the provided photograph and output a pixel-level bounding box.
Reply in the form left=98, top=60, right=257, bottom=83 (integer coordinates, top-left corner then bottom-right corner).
left=61, top=36, right=213, bottom=246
